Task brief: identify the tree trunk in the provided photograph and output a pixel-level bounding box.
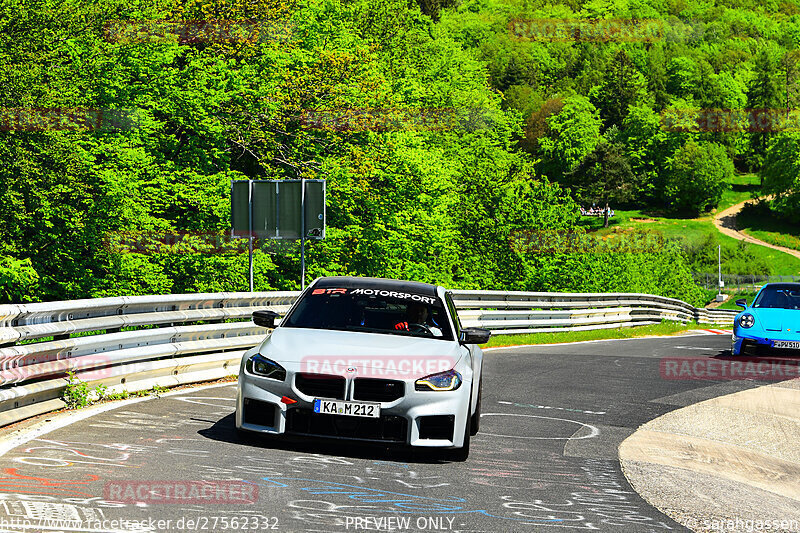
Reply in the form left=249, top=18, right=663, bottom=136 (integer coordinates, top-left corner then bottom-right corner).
left=603, top=202, right=609, bottom=228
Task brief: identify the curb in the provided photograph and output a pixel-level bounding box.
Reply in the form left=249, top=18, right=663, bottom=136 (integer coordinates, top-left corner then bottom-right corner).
left=619, top=378, right=800, bottom=532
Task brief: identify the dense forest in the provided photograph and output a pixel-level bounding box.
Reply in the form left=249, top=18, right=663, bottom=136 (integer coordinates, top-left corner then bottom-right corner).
left=3, top=0, right=799, bottom=306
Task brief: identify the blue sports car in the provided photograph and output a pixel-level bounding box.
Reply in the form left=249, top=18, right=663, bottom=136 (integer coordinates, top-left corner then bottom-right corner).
left=732, top=283, right=800, bottom=356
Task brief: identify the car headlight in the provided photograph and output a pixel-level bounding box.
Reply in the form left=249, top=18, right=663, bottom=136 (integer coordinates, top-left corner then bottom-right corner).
left=739, top=314, right=755, bottom=328
left=246, top=354, right=286, bottom=381
left=415, top=370, right=462, bottom=391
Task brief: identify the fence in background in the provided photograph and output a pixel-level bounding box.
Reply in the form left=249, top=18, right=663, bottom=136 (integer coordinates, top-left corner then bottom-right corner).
left=0, top=290, right=736, bottom=428
left=693, top=273, right=800, bottom=291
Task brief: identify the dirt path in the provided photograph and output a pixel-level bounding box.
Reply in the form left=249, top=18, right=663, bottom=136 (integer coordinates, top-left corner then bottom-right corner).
left=713, top=197, right=800, bottom=260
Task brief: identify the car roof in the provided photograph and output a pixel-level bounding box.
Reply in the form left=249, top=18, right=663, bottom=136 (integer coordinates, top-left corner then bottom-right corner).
left=312, top=276, right=440, bottom=296
left=760, top=283, right=800, bottom=290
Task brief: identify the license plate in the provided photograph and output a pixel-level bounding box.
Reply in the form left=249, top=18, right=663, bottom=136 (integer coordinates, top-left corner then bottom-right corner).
left=313, top=399, right=380, bottom=418
left=773, top=340, right=800, bottom=349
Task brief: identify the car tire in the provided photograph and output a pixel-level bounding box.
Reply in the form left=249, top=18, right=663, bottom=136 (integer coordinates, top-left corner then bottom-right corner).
left=470, top=379, right=482, bottom=436
left=738, top=340, right=756, bottom=357
left=448, top=417, right=470, bottom=462
left=446, top=396, right=472, bottom=462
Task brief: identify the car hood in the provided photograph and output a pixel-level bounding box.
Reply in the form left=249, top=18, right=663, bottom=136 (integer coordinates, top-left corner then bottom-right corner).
left=256, top=327, right=465, bottom=376
left=749, top=308, right=800, bottom=332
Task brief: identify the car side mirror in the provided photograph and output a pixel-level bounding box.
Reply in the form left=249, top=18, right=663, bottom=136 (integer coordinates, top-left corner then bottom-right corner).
left=735, top=298, right=747, bottom=308
left=253, top=310, right=281, bottom=328
left=460, top=327, right=491, bottom=345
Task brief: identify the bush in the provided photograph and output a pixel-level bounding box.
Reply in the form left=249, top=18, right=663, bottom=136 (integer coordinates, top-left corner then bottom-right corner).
left=0, top=256, right=39, bottom=304
left=662, top=140, right=733, bottom=215
left=685, top=234, right=771, bottom=276
left=763, top=133, right=800, bottom=223
left=520, top=232, right=707, bottom=307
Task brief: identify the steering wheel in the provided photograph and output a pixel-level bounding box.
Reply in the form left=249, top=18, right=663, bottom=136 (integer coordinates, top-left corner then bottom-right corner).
left=407, top=323, right=433, bottom=336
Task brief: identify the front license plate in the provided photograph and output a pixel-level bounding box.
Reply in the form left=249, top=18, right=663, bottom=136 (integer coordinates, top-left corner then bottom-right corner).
left=773, top=340, right=800, bottom=349
left=313, top=399, right=380, bottom=418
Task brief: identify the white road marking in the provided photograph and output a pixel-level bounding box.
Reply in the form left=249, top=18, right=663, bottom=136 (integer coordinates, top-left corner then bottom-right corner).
left=0, top=383, right=235, bottom=459
left=478, top=413, right=599, bottom=440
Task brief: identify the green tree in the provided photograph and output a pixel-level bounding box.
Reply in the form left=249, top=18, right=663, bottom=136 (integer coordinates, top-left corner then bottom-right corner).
left=762, top=132, right=800, bottom=223
left=0, top=256, right=39, bottom=304
left=591, top=50, right=650, bottom=130
left=747, top=48, right=784, bottom=174
left=662, top=140, right=733, bottom=215
left=537, top=96, right=603, bottom=180
left=667, top=56, right=701, bottom=100
left=564, top=141, right=636, bottom=221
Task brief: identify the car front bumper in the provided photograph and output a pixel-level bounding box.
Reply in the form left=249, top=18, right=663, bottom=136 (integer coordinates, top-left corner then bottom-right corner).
left=732, top=330, right=800, bottom=355
left=236, top=368, right=472, bottom=448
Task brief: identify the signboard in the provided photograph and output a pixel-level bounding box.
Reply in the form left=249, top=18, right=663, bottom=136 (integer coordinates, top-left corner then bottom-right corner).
left=231, top=178, right=326, bottom=291
left=231, top=179, right=326, bottom=240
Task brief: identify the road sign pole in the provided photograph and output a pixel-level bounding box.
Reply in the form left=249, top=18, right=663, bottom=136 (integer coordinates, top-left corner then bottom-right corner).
left=248, top=180, right=254, bottom=292
left=300, top=177, right=306, bottom=290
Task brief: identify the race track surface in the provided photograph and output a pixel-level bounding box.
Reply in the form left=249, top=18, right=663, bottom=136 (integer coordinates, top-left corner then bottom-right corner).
left=0, top=333, right=761, bottom=533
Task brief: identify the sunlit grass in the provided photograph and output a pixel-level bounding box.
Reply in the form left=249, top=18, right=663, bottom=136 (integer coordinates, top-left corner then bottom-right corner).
left=483, top=321, right=706, bottom=348
left=576, top=198, right=800, bottom=276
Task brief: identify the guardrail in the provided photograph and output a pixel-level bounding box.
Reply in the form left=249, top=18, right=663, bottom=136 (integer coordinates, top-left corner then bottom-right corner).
left=0, top=290, right=737, bottom=428
left=453, top=290, right=736, bottom=334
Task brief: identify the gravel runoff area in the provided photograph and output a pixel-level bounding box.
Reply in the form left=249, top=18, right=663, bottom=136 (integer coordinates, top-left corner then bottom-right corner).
left=619, top=378, right=800, bottom=533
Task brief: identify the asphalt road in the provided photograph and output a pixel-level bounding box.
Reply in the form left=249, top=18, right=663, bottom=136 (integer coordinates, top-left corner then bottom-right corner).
left=0, top=332, right=765, bottom=533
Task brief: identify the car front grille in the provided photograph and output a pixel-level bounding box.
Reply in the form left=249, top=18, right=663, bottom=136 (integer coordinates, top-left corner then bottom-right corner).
left=352, top=378, right=405, bottom=402
left=286, top=408, right=407, bottom=443
left=295, top=373, right=346, bottom=400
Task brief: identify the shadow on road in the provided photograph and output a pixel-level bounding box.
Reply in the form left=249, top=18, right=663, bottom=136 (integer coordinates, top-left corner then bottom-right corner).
left=196, top=412, right=451, bottom=463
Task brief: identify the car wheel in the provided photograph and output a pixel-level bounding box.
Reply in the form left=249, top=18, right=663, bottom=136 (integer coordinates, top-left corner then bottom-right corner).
left=446, top=397, right=472, bottom=462
left=738, top=340, right=756, bottom=357
left=470, top=379, right=482, bottom=436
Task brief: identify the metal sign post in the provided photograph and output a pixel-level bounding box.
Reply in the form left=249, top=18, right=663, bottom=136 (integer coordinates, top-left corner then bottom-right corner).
left=249, top=180, right=254, bottom=292
left=300, top=177, right=306, bottom=289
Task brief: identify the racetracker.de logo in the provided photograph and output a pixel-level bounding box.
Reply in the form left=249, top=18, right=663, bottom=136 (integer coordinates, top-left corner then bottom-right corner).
left=103, top=19, right=293, bottom=45
left=508, top=18, right=663, bottom=42
left=0, top=354, right=113, bottom=386
left=103, top=481, right=258, bottom=504
left=0, top=108, right=138, bottom=132
left=659, top=108, right=800, bottom=132
left=660, top=357, right=800, bottom=381
left=300, top=356, right=456, bottom=379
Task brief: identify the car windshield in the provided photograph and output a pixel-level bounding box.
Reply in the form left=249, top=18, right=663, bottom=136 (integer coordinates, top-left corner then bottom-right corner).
left=281, top=287, right=454, bottom=340
left=752, top=287, right=800, bottom=309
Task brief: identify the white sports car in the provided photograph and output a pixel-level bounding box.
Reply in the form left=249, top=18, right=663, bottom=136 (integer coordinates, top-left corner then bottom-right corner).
left=235, top=276, right=490, bottom=460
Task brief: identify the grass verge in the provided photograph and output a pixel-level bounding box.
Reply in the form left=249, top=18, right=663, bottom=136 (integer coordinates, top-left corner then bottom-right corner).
left=718, top=172, right=761, bottom=212
left=737, top=203, right=800, bottom=254
left=578, top=207, right=800, bottom=275
left=714, top=291, right=758, bottom=310
left=483, top=321, right=713, bottom=348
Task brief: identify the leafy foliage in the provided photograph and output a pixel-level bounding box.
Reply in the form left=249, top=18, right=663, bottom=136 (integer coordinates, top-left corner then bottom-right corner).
left=685, top=234, right=771, bottom=276
left=763, top=133, right=800, bottom=223
left=0, top=0, right=709, bottom=305
left=662, top=140, right=733, bottom=215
